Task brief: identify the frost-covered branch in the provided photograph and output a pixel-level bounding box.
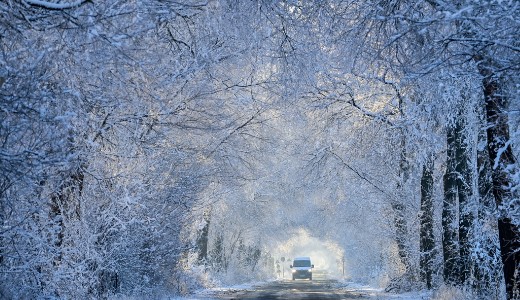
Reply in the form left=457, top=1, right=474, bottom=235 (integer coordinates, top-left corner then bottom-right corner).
left=22, top=0, right=88, bottom=10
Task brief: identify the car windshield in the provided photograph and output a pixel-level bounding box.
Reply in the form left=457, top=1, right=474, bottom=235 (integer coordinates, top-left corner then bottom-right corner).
left=293, top=260, right=311, bottom=267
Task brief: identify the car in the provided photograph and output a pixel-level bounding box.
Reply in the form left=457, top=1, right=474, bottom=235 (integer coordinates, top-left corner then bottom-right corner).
left=290, top=257, right=314, bottom=280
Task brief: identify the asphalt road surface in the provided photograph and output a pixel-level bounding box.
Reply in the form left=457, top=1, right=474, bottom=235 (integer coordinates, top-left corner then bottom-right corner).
left=203, top=271, right=370, bottom=300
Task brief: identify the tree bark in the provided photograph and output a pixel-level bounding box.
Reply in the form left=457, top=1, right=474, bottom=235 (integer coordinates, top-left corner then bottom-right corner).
left=482, top=71, right=520, bottom=300
left=394, top=133, right=411, bottom=273
left=420, top=159, right=435, bottom=289
left=473, top=101, right=500, bottom=292
left=392, top=201, right=410, bottom=271
left=443, top=126, right=460, bottom=284
left=49, top=167, right=84, bottom=265
left=197, top=208, right=211, bottom=263
left=455, top=118, right=472, bottom=284
left=442, top=111, right=474, bottom=286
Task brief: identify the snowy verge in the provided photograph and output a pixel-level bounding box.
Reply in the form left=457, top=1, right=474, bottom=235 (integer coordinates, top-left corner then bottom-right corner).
left=333, top=280, right=433, bottom=299
left=173, top=278, right=277, bottom=300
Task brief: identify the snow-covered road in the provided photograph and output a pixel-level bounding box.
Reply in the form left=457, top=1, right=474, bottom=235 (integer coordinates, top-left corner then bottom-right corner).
left=188, top=272, right=430, bottom=300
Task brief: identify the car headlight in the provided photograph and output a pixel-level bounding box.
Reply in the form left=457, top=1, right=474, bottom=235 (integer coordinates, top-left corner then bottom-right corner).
left=292, top=269, right=296, bottom=273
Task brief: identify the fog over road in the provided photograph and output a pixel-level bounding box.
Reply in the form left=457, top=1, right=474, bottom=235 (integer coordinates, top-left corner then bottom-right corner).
left=200, top=271, right=371, bottom=300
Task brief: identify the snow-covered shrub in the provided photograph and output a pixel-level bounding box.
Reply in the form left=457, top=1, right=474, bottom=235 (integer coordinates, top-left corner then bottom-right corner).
left=431, top=285, right=478, bottom=300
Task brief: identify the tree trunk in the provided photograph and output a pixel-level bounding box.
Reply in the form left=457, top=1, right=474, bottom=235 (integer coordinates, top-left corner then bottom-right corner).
left=420, top=159, right=435, bottom=289
left=394, top=133, right=411, bottom=273
left=197, top=208, right=211, bottom=263
left=392, top=201, right=410, bottom=270
left=443, top=126, right=460, bottom=284
left=473, top=101, right=501, bottom=293
left=212, top=233, right=225, bottom=270
left=49, top=167, right=84, bottom=265
left=482, top=69, right=520, bottom=300
left=455, top=118, right=472, bottom=284
left=442, top=112, right=474, bottom=286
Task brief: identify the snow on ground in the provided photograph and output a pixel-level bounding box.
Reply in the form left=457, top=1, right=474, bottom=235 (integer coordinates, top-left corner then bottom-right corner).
left=171, top=279, right=275, bottom=300
left=169, top=279, right=433, bottom=300
left=334, top=281, right=432, bottom=300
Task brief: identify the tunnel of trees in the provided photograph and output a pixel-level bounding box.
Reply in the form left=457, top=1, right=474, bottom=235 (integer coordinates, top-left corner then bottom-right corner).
left=1, top=1, right=519, bottom=299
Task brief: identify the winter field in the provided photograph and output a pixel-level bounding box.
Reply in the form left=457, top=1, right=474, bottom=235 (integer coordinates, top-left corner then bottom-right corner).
left=1, top=1, right=519, bottom=299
